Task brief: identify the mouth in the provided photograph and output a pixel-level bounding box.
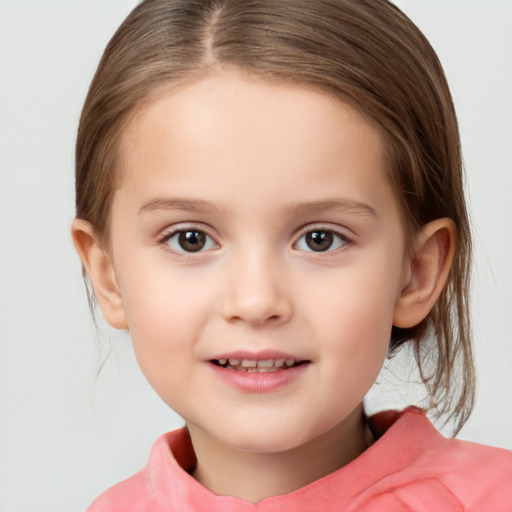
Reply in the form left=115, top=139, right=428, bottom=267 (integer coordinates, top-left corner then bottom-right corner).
left=210, top=357, right=307, bottom=373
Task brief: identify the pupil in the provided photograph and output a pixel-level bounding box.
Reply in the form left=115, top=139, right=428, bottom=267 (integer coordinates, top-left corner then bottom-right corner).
left=178, top=231, right=206, bottom=252
left=306, top=231, right=333, bottom=252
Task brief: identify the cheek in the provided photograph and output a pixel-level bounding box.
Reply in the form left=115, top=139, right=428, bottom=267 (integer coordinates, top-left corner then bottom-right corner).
left=117, top=266, right=214, bottom=376
left=305, top=262, right=402, bottom=337
left=120, top=258, right=210, bottom=327
left=302, top=252, right=404, bottom=373
left=321, top=293, right=391, bottom=385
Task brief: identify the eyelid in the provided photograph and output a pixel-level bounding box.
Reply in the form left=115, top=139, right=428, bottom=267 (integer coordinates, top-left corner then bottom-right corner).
left=293, top=224, right=353, bottom=253
left=297, top=222, right=355, bottom=239
left=158, top=223, right=220, bottom=254
left=156, top=222, right=353, bottom=255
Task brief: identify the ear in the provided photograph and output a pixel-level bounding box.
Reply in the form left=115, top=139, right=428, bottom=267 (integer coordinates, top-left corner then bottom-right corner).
left=71, top=219, right=128, bottom=330
left=393, top=218, right=455, bottom=329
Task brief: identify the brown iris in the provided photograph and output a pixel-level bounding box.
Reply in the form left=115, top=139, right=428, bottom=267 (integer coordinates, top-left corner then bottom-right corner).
left=305, top=231, right=334, bottom=252
left=178, top=230, right=206, bottom=252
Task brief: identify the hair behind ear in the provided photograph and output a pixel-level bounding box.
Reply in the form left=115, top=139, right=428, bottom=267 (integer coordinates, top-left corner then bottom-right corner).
left=393, top=218, right=455, bottom=330
left=390, top=217, right=474, bottom=434
left=71, top=219, right=128, bottom=330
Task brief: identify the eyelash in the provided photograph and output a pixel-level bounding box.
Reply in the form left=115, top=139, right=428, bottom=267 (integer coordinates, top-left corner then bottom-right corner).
left=159, top=226, right=218, bottom=256
left=294, top=226, right=352, bottom=254
left=158, top=225, right=352, bottom=256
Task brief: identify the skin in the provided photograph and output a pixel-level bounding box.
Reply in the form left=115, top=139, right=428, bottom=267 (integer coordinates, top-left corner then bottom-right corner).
left=73, top=71, right=455, bottom=504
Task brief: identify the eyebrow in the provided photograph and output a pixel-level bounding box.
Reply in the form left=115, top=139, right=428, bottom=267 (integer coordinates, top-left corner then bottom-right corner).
left=139, top=196, right=377, bottom=218
left=286, top=198, right=377, bottom=218
left=139, top=197, right=221, bottom=215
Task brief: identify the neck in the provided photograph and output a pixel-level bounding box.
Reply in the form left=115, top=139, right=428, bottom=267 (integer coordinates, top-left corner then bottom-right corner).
left=188, top=404, right=372, bottom=504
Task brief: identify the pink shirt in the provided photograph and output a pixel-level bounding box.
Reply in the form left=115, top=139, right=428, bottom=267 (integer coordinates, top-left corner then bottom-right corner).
left=87, top=407, right=512, bottom=511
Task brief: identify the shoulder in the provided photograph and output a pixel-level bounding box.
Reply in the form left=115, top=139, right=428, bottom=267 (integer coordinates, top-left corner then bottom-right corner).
left=420, top=435, right=512, bottom=509
left=86, top=470, right=154, bottom=512
left=363, top=408, right=512, bottom=511
left=86, top=428, right=194, bottom=512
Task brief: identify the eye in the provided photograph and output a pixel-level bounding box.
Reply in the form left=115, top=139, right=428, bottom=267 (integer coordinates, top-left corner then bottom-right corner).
left=295, top=229, right=348, bottom=253
left=164, top=229, right=217, bottom=253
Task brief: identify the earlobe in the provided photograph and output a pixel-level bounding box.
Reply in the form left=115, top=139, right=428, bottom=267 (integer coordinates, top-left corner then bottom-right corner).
left=71, top=219, right=128, bottom=330
left=393, top=218, right=455, bottom=329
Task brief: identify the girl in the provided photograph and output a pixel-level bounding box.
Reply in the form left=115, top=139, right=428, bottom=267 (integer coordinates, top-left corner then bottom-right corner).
left=72, top=0, right=512, bottom=510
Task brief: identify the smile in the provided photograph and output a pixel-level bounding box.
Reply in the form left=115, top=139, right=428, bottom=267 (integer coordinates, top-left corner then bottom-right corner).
left=211, top=358, right=305, bottom=373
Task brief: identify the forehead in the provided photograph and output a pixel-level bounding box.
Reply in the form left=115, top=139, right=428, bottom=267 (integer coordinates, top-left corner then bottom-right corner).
left=115, top=71, right=397, bottom=219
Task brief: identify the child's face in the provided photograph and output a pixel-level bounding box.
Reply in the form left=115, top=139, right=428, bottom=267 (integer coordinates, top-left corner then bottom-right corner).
left=108, top=72, right=410, bottom=453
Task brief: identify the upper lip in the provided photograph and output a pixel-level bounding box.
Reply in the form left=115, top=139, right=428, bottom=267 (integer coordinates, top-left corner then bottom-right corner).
left=209, top=350, right=307, bottom=362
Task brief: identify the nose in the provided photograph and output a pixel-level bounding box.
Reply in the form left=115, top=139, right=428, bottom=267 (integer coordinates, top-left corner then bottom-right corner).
left=220, top=250, right=293, bottom=327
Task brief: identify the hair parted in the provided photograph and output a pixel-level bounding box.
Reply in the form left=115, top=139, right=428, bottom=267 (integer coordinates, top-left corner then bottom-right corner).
left=76, top=0, right=474, bottom=433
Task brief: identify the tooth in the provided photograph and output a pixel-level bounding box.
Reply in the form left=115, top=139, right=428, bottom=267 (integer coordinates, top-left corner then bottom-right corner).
left=285, top=359, right=296, bottom=367
left=241, top=359, right=257, bottom=368
left=257, top=359, right=274, bottom=368
left=218, top=359, right=227, bottom=365
left=275, top=359, right=285, bottom=367
left=229, top=358, right=241, bottom=366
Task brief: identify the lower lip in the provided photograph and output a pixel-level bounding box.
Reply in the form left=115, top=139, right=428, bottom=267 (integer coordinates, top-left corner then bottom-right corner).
left=209, top=362, right=309, bottom=393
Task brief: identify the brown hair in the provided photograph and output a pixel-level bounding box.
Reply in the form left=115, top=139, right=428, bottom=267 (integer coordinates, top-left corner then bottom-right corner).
left=76, top=0, right=474, bottom=433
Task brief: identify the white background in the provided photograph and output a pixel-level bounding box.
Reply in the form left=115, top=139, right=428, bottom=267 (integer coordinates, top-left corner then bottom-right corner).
left=0, top=1, right=511, bottom=511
